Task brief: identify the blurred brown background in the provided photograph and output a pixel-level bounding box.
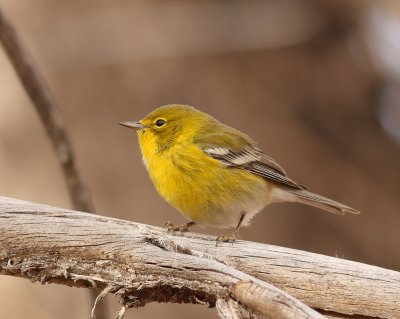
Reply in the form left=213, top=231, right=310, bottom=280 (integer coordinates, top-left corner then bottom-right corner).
left=0, top=0, right=399, bottom=318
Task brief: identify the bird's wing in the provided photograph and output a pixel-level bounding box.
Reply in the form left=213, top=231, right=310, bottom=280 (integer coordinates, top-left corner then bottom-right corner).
left=203, top=146, right=304, bottom=189
left=194, top=128, right=304, bottom=190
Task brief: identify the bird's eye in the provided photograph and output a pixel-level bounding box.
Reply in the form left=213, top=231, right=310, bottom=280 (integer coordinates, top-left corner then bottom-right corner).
left=155, top=119, right=166, bottom=127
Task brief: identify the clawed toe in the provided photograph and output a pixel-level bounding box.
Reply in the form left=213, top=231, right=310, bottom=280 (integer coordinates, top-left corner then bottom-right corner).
left=163, top=221, right=175, bottom=231
left=163, top=221, right=194, bottom=232
left=215, top=232, right=239, bottom=246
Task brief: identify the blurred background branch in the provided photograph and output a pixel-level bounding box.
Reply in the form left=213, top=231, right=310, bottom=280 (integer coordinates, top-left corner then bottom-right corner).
left=0, top=3, right=93, bottom=212
left=0, top=5, right=107, bottom=319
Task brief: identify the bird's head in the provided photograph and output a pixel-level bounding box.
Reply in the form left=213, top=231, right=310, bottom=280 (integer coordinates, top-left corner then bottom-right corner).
left=120, top=104, right=208, bottom=152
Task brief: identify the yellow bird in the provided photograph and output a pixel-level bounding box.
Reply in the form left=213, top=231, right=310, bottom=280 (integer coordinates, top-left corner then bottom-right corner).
left=120, top=104, right=359, bottom=242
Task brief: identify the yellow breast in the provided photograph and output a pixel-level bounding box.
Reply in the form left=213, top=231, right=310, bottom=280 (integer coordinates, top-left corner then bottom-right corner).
left=137, top=130, right=269, bottom=227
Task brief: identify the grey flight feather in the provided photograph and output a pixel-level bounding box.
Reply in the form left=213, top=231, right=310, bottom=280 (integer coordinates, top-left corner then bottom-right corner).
left=286, top=189, right=360, bottom=215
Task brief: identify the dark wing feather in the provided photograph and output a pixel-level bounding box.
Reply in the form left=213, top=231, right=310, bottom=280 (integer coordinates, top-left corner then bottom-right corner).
left=203, top=146, right=305, bottom=190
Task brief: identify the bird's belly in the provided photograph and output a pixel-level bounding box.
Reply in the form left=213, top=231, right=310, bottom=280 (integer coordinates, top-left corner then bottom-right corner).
left=146, top=152, right=271, bottom=228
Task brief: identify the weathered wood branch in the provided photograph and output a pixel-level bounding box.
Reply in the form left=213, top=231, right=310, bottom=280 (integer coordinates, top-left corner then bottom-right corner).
left=0, top=196, right=325, bottom=319
left=1, top=196, right=399, bottom=318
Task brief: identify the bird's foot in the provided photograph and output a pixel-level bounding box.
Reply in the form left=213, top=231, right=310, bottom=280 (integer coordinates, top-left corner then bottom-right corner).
left=215, top=232, right=239, bottom=246
left=163, top=221, right=195, bottom=232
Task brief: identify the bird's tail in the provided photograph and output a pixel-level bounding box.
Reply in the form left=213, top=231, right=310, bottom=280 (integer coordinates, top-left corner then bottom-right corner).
left=285, top=189, right=360, bottom=215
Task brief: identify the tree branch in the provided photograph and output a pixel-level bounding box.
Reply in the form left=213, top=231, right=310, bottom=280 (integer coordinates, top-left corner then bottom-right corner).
left=216, top=298, right=260, bottom=319
left=0, top=6, right=105, bottom=317
left=0, top=5, right=93, bottom=213
left=1, top=196, right=399, bottom=319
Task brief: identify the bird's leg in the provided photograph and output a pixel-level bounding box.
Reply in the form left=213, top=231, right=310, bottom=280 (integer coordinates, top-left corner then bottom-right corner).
left=216, top=212, right=246, bottom=244
left=163, top=221, right=196, bottom=232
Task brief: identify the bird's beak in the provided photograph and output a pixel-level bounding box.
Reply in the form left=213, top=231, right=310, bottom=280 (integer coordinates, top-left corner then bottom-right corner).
left=119, top=121, right=147, bottom=130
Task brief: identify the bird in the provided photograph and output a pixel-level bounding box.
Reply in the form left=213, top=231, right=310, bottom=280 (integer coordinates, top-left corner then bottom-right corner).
left=120, top=104, right=359, bottom=242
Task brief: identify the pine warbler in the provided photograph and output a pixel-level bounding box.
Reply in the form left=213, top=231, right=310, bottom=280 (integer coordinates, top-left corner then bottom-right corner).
left=120, top=104, right=359, bottom=242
